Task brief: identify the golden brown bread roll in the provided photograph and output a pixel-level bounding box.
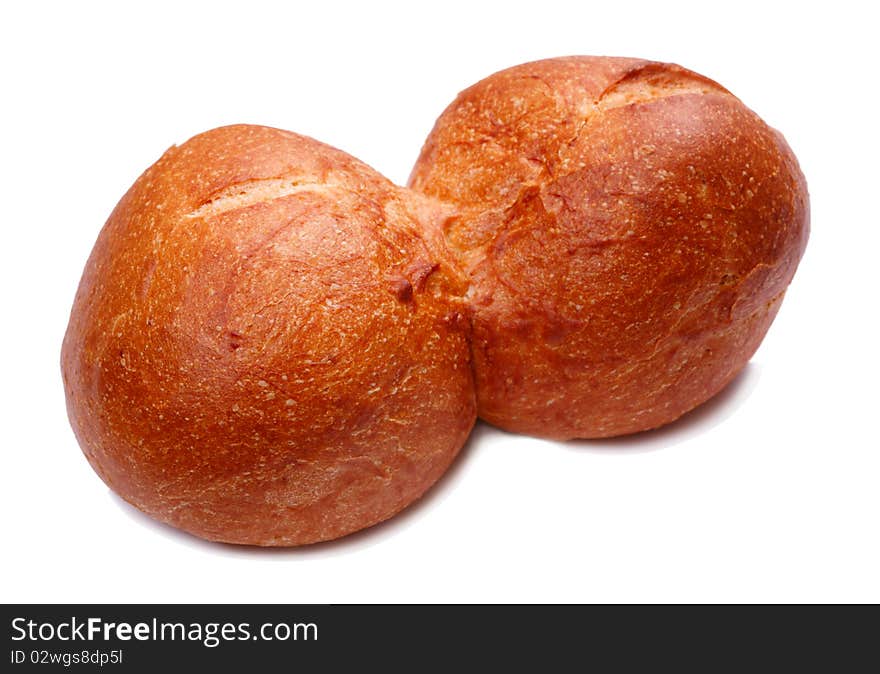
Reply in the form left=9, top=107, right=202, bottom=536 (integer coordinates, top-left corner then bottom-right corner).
left=61, top=124, right=476, bottom=545
left=409, top=56, right=809, bottom=439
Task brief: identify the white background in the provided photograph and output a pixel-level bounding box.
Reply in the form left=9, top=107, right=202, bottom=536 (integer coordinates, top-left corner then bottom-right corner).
left=2, top=0, right=877, bottom=603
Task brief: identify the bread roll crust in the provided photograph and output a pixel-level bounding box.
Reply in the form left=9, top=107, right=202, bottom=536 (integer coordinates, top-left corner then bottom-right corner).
left=410, top=57, right=809, bottom=439
left=62, top=124, right=476, bottom=545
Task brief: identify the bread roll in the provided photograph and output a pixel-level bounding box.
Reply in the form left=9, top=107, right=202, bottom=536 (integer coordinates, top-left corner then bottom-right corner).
left=410, top=56, right=809, bottom=439
left=62, top=124, right=476, bottom=545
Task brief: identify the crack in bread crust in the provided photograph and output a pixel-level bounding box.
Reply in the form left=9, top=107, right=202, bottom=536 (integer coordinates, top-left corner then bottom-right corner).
left=596, top=62, right=731, bottom=110
left=187, top=178, right=340, bottom=218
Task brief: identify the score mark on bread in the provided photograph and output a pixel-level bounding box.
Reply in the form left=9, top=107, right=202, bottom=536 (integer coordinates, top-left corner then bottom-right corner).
left=188, top=176, right=340, bottom=219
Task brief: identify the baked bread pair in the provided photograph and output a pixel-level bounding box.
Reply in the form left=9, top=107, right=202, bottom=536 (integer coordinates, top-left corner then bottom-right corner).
left=62, top=57, right=809, bottom=545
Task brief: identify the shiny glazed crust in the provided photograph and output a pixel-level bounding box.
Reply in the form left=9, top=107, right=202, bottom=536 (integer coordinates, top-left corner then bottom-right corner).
left=410, top=57, right=809, bottom=439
